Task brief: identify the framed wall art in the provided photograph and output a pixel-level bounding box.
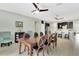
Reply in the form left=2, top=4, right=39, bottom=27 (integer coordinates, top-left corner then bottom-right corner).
left=15, top=21, right=23, bottom=27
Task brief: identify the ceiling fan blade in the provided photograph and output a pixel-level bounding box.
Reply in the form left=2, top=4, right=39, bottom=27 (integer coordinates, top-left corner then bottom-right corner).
left=39, top=9, right=48, bottom=12
left=31, top=10, right=36, bottom=12
left=32, top=3, right=39, bottom=10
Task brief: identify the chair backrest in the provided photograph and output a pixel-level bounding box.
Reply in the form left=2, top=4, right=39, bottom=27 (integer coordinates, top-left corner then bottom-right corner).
left=41, top=35, right=48, bottom=41
left=39, top=35, right=48, bottom=47
left=23, top=33, right=30, bottom=39
left=39, top=38, right=44, bottom=47
left=49, top=33, right=57, bottom=42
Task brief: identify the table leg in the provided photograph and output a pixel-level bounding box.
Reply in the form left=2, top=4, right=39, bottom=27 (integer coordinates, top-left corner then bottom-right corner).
left=43, top=47, right=45, bottom=56
left=24, top=46, right=26, bottom=52
left=27, top=46, right=29, bottom=55
left=47, top=45, right=49, bottom=55
left=19, top=42, right=21, bottom=54
left=29, top=45, right=32, bottom=56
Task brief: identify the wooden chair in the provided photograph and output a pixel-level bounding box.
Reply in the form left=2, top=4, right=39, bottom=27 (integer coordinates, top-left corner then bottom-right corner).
left=49, top=33, right=57, bottom=48
left=32, top=35, right=49, bottom=56
left=41, top=35, right=50, bottom=55
left=32, top=38, right=44, bottom=56
left=21, top=33, right=30, bottom=54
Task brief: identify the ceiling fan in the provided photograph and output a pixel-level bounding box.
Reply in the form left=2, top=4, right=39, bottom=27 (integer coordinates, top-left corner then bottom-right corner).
left=54, top=15, right=64, bottom=20
left=32, top=3, right=48, bottom=13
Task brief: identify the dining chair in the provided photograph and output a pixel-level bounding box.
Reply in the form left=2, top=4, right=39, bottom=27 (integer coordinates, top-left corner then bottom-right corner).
left=22, top=33, right=30, bottom=54
left=41, top=35, right=50, bottom=55
left=32, top=38, right=44, bottom=56
left=32, top=35, right=50, bottom=56
left=57, top=31, right=62, bottom=38
left=50, top=33, right=57, bottom=48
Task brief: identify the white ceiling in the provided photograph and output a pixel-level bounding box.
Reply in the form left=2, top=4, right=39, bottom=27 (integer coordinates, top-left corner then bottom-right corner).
left=0, top=3, right=79, bottom=22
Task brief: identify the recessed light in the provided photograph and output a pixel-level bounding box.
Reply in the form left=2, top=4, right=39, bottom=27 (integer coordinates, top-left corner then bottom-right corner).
left=35, top=10, right=39, bottom=14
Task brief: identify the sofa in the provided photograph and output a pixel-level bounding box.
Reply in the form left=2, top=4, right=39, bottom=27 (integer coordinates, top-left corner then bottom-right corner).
left=0, top=32, right=12, bottom=47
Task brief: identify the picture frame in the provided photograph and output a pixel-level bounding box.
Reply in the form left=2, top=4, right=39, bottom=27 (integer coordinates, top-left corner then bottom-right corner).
left=15, top=21, right=23, bottom=27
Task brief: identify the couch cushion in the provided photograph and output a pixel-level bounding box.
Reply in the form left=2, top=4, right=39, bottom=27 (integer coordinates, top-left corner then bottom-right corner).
left=1, top=32, right=11, bottom=38
left=1, top=39, right=12, bottom=43
left=0, top=37, right=3, bottom=43
left=0, top=32, right=12, bottom=43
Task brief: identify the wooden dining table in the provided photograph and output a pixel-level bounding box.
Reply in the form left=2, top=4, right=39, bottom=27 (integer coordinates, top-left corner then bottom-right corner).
left=17, top=38, right=37, bottom=56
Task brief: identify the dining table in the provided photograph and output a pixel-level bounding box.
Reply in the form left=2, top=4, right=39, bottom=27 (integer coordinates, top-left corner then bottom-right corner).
left=17, top=38, right=37, bottom=56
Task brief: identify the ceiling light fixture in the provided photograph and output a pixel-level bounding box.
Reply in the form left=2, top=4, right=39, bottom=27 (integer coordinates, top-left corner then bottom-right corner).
left=35, top=10, right=39, bottom=14
left=32, top=10, right=39, bottom=15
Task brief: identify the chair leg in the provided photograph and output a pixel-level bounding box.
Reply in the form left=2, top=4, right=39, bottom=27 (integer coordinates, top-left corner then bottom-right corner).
left=55, top=42, right=57, bottom=47
left=37, top=50, right=39, bottom=56
left=19, top=43, right=21, bottom=54
left=10, top=42, right=12, bottom=44
left=8, top=43, right=10, bottom=46
left=27, top=47, right=29, bottom=55
left=43, top=48, right=45, bottom=56
left=49, top=44, right=52, bottom=51
left=47, top=46, right=49, bottom=55
left=53, top=43, right=55, bottom=48
left=37, top=53, right=39, bottom=56
left=24, top=46, right=26, bottom=52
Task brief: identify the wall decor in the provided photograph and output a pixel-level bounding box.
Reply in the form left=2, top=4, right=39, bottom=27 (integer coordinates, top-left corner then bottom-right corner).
left=58, top=22, right=73, bottom=29
left=15, top=21, right=23, bottom=27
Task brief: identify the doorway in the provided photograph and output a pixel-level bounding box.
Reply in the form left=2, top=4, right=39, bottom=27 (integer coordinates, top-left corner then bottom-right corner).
left=45, top=23, right=50, bottom=34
